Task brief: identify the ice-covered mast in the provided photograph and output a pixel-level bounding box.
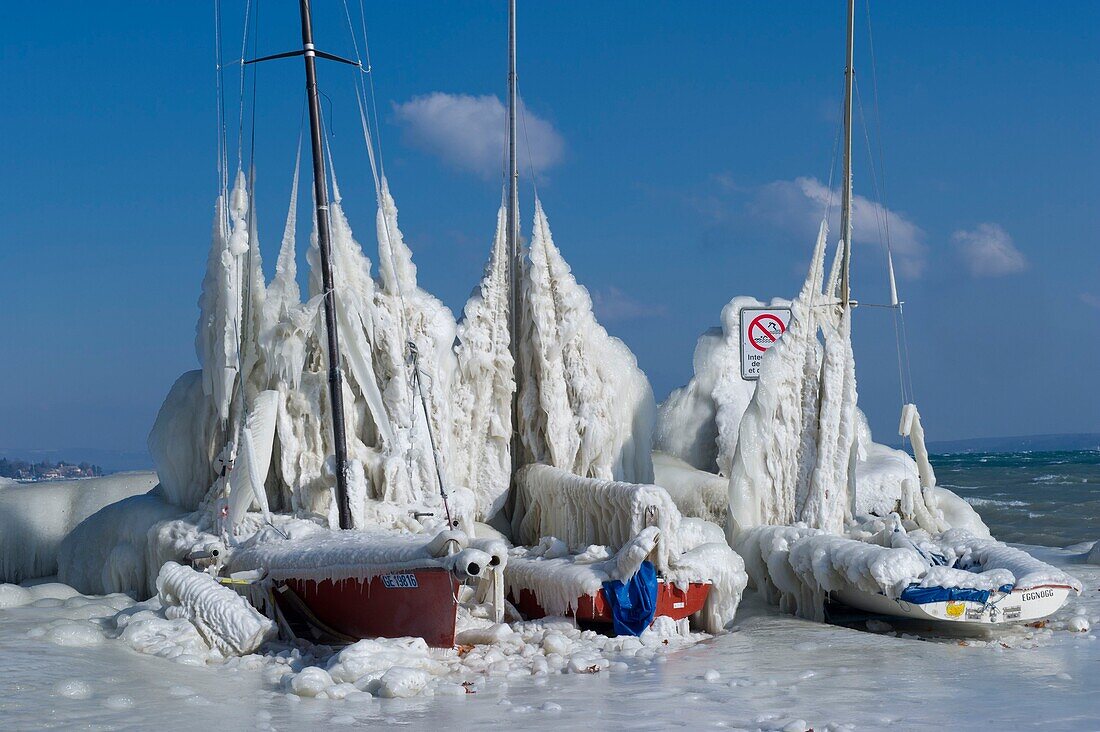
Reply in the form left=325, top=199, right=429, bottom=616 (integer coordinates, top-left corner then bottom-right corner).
left=839, top=0, right=855, bottom=310
left=507, top=0, right=522, bottom=485
left=299, top=0, right=352, bottom=529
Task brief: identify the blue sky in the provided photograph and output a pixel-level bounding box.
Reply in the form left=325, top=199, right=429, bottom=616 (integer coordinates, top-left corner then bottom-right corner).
left=2, top=1, right=1098, bottom=461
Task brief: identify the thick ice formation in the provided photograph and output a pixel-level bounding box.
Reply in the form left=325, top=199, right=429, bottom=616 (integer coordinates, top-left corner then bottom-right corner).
left=656, top=295, right=782, bottom=475
left=451, top=205, right=514, bottom=522
left=509, top=464, right=746, bottom=632
left=737, top=523, right=1082, bottom=621
left=58, top=487, right=186, bottom=596
left=512, top=464, right=683, bottom=570
left=518, top=200, right=656, bottom=484
left=0, top=472, right=159, bottom=584
left=156, top=561, right=276, bottom=656
left=651, top=451, right=729, bottom=526
left=727, top=223, right=849, bottom=536
left=725, top=224, right=944, bottom=539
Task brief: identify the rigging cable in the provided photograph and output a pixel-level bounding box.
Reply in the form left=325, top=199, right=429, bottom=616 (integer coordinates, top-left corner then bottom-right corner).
left=855, top=79, right=908, bottom=411
left=338, top=0, right=455, bottom=526
left=863, top=0, right=918, bottom=410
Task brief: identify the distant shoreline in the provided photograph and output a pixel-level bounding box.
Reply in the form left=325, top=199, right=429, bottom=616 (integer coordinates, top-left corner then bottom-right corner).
left=924, top=433, right=1100, bottom=455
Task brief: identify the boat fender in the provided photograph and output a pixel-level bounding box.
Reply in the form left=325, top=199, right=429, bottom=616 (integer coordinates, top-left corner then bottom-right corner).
left=470, top=538, right=509, bottom=570
left=427, top=530, right=469, bottom=558
left=445, top=548, right=493, bottom=581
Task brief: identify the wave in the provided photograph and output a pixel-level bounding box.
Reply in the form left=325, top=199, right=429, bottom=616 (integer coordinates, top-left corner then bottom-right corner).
left=964, top=497, right=1028, bottom=508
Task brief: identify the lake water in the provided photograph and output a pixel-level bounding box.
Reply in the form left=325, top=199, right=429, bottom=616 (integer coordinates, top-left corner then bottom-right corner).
left=932, top=449, right=1100, bottom=547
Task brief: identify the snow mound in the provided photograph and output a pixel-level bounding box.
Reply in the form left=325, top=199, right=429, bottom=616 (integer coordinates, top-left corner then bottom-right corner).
left=0, top=472, right=159, bottom=584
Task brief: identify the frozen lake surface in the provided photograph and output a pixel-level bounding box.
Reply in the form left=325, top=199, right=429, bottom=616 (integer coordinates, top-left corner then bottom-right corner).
left=1, top=543, right=1097, bottom=731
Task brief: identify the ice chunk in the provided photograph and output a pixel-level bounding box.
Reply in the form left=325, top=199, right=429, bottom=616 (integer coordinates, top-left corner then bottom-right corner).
left=155, top=561, right=276, bottom=656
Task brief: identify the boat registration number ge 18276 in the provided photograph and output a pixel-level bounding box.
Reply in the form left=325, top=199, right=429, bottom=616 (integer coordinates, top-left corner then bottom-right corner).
left=382, top=573, right=419, bottom=589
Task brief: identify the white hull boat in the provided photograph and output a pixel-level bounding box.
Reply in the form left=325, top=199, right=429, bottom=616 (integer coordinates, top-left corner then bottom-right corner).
left=834, top=583, right=1076, bottom=626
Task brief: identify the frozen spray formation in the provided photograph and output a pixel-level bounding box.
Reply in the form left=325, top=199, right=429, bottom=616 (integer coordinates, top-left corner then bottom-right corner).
left=451, top=205, right=515, bottom=522
left=726, top=221, right=858, bottom=536
left=518, top=200, right=656, bottom=484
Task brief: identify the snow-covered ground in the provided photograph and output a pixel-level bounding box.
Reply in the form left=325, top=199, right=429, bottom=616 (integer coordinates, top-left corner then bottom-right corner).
left=2, top=543, right=1096, bottom=731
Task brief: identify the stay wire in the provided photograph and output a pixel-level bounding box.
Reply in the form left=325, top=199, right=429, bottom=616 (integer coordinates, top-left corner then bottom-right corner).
left=856, top=79, right=908, bottom=410
left=337, top=1, right=454, bottom=522
left=863, top=1, right=917, bottom=408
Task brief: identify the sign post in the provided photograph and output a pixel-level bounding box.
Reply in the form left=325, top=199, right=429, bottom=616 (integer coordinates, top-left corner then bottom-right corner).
left=739, top=307, right=791, bottom=380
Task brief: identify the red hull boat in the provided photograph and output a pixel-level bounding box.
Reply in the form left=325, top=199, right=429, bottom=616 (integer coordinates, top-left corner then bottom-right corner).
left=272, top=568, right=459, bottom=648
left=511, top=580, right=711, bottom=627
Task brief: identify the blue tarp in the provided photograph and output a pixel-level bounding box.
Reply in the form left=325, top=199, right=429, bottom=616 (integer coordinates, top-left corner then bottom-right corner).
left=899, top=583, right=1014, bottom=606
left=602, top=561, right=658, bottom=636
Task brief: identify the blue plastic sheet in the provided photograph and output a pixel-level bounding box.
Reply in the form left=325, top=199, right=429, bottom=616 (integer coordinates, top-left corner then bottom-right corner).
left=601, top=561, right=658, bottom=636
left=899, top=583, right=1014, bottom=606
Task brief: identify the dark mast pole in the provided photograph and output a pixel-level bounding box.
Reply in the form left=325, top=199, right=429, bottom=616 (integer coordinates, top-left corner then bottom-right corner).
left=507, top=0, right=521, bottom=487
left=299, top=0, right=352, bottom=530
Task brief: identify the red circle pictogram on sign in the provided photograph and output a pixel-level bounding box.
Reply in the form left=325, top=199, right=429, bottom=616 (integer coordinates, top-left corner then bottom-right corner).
left=748, top=313, right=786, bottom=352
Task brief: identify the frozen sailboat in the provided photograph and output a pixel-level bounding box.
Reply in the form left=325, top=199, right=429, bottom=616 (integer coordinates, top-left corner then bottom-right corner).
left=180, top=0, right=501, bottom=648
left=728, top=0, right=1080, bottom=628
left=471, top=1, right=740, bottom=635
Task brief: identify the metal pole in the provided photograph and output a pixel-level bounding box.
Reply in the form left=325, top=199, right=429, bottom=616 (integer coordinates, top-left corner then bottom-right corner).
left=299, top=0, right=352, bottom=529
left=507, top=0, right=522, bottom=483
left=839, top=0, right=855, bottom=310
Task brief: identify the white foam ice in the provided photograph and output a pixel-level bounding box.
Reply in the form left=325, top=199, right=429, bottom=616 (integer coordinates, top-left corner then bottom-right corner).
left=518, top=200, right=656, bottom=485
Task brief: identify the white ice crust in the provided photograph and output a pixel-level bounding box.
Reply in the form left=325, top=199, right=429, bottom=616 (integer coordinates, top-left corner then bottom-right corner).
left=737, top=523, right=1082, bottom=621
left=0, top=472, right=159, bottom=584
left=156, top=561, right=276, bottom=656
left=508, top=464, right=746, bottom=632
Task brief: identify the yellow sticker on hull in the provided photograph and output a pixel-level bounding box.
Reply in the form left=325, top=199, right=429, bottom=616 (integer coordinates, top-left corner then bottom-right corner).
left=946, top=601, right=965, bottom=618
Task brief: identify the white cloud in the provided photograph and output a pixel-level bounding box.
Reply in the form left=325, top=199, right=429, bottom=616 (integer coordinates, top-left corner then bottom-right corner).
left=591, top=286, right=667, bottom=323
left=952, top=223, right=1027, bottom=277
left=746, top=176, right=928, bottom=277
left=1080, top=293, right=1100, bottom=310
left=393, top=92, right=564, bottom=178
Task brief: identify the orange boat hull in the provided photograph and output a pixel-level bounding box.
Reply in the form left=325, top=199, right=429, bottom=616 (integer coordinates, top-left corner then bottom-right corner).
left=276, top=567, right=459, bottom=648
left=511, top=580, right=711, bottom=627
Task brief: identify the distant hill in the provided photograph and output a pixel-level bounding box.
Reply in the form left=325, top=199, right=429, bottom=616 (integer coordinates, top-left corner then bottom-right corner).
left=0, top=448, right=152, bottom=474
left=926, top=433, right=1100, bottom=455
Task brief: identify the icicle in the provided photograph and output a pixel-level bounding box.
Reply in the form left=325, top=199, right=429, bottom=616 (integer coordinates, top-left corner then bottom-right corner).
left=887, top=251, right=900, bottom=307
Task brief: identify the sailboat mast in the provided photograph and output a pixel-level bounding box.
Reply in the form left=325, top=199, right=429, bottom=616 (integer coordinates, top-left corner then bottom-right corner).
left=299, top=0, right=352, bottom=529
left=507, top=0, right=522, bottom=481
left=839, top=0, right=855, bottom=310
